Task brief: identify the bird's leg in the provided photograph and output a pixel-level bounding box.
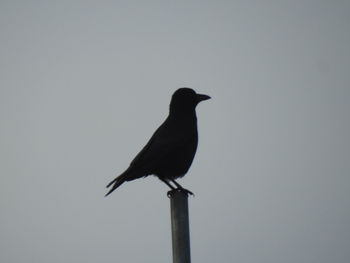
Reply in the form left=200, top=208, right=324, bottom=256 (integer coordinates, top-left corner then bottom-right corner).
left=160, top=178, right=176, bottom=189
left=160, top=178, right=178, bottom=197
left=170, top=179, right=194, bottom=196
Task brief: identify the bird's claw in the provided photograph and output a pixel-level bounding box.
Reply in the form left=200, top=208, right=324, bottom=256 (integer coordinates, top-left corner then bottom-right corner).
left=179, top=188, right=194, bottom=196
left=167, top=188, right=194, bottom=198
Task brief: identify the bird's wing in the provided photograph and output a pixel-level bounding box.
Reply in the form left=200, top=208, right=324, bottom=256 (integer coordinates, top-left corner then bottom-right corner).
left=130, top=122, right=169, bottom=167
left=130, top=118, right=192, bottom=171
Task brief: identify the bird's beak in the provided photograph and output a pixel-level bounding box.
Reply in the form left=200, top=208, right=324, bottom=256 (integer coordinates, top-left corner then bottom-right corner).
left=196, top=93, right=211, bottom=102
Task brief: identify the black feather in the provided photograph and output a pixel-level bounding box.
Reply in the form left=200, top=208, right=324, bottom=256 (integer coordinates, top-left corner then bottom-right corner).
left=105, top=88, right=210, bottom=196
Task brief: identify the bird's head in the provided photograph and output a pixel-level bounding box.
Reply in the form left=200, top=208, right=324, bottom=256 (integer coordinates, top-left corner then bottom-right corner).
left=170, top=88, right=211, bottom=114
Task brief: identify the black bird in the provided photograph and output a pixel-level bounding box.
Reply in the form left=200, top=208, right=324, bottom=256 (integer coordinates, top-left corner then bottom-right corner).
left=105, top=88, right=210, bottom=196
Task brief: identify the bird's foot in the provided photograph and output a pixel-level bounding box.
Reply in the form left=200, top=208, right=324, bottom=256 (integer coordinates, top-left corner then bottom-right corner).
left=179, top=187, right=194, bottom=197
left=167, top=188, right=194, bottom=197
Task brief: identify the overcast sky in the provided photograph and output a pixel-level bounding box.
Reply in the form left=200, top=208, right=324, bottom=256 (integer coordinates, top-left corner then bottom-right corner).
left=1, top=1, right=349, bottom=263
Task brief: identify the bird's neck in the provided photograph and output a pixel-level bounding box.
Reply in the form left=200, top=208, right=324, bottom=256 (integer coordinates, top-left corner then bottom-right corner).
left=169, top=107, right=197, bottom=121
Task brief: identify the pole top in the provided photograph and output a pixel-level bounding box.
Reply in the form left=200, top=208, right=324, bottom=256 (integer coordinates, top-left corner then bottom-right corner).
left=167, top=189, right=193, bottom=198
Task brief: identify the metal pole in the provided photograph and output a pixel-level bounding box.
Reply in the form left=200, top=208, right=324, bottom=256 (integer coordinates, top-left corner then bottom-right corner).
left=169, top=190, right=191, bottom=263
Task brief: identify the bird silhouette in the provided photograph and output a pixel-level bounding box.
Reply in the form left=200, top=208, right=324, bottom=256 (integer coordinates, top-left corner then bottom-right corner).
left=105, top=88, right=210, bottom=196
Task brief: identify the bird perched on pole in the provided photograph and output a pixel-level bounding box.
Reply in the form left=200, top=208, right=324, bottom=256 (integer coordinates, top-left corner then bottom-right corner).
left=105, top=88, right=210, bottom=197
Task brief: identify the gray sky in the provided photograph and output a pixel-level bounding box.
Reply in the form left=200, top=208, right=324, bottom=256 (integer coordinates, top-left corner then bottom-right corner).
left=1, top=1, right=349, bottom=262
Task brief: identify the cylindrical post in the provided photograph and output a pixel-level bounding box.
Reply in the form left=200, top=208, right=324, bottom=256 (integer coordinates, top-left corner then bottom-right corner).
left=169, top=190, right=191, bottom=263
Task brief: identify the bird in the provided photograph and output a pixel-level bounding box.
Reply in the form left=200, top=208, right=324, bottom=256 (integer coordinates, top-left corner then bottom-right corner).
left=105, top=88, right=210, bottom=197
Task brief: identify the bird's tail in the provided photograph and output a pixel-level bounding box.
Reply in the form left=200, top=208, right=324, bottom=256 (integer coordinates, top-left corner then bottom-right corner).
left=105, top=170, right=129, bottom=197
